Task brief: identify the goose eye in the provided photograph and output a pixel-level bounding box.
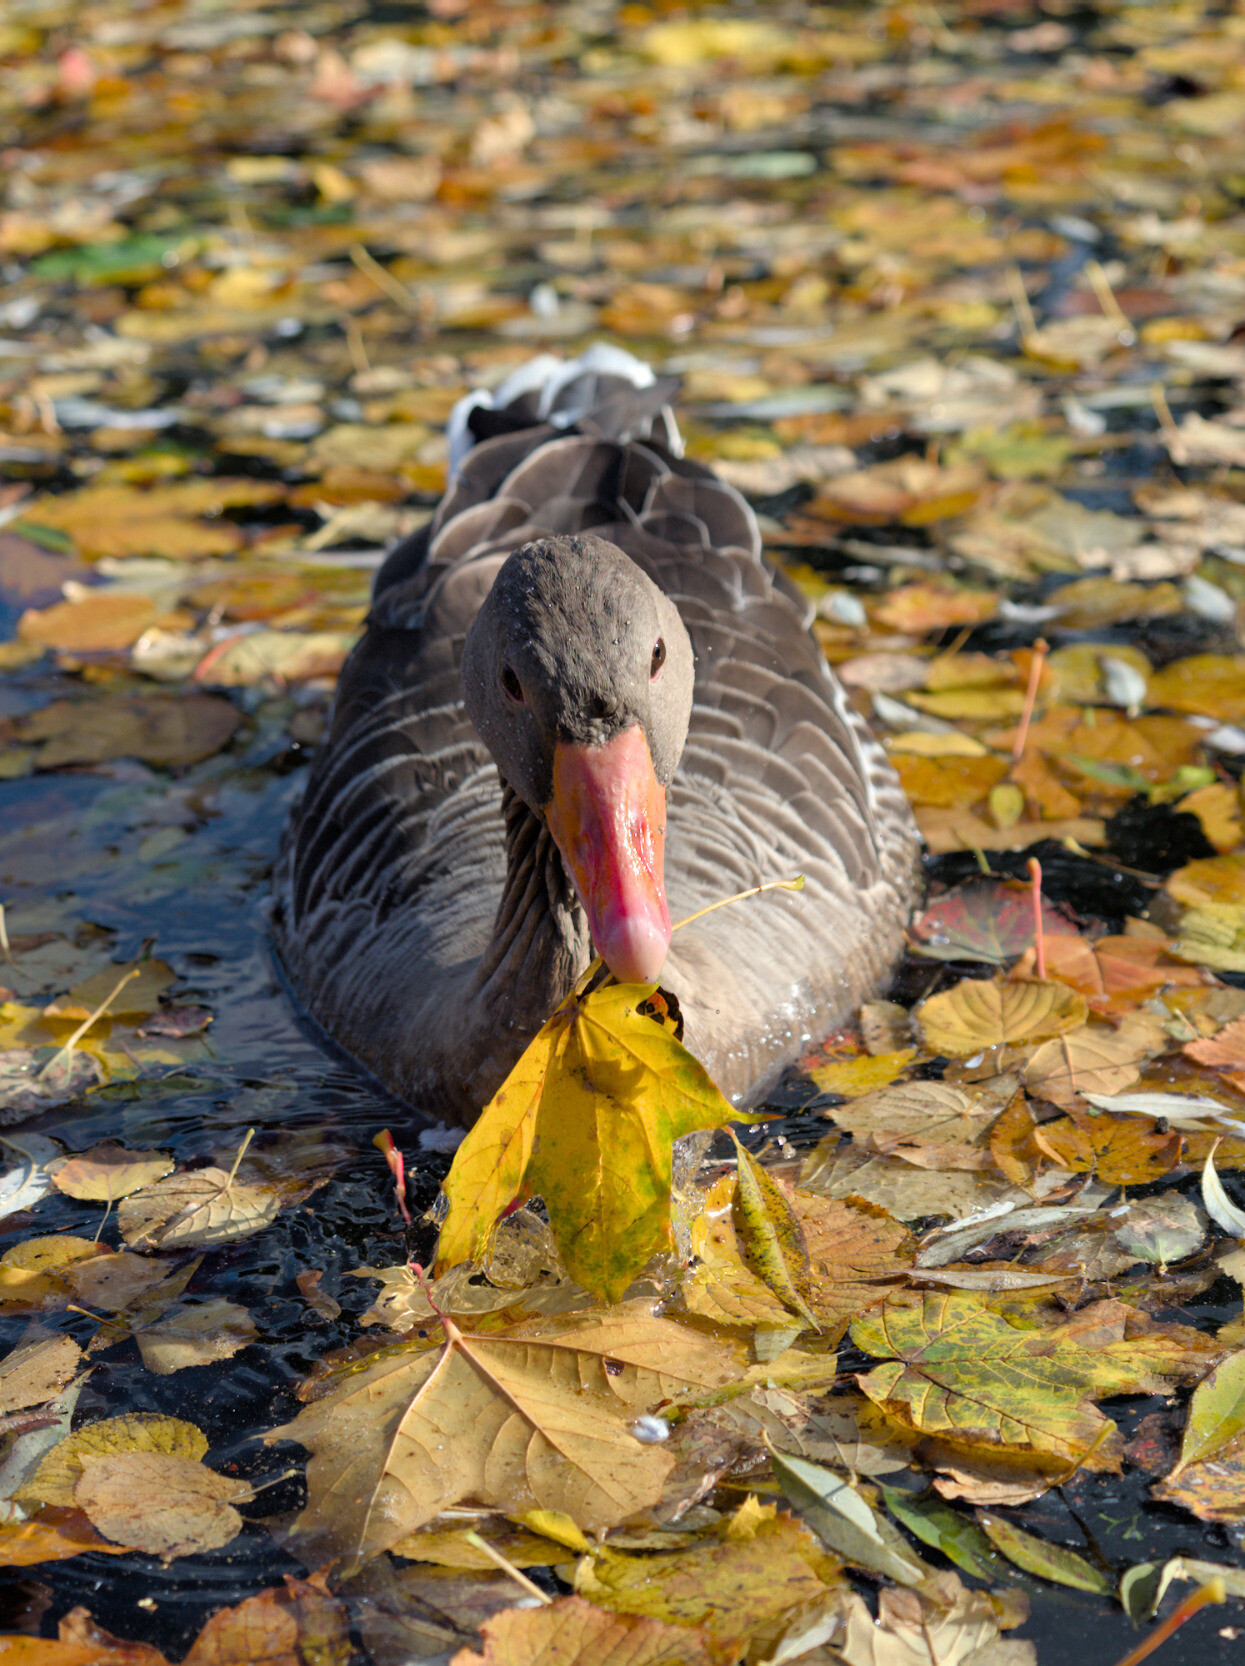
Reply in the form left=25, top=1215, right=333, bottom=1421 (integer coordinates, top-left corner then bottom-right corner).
left=650, top=637, right=666, bottom=679
left=501, top=664, right=525, bottom=703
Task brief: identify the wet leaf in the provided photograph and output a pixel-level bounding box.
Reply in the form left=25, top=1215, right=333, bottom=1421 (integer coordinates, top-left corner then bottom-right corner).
left=769, top=1448, right=929, bottom=1585
left=117, top=1166, right=282, bottom=1250
left=0, top=1335, right=81, bottom=1415
left=879, top=1488, right=1002, bottom=1582
left=272, top=1308, right=741, bottom=1569
left=852, top=1289, right=1168, bottom=1464
left=449, top=1596, right=714, bottom=1666
left=1175, top=1350, right=1245, bottom=1473
left=13, top=697, right=241, bottom=770
left=440, top=983, right=742, bottom=1303
left=134, top=1298, right=256, bottom=1375
left=1020, top=1024, right=1153, bottom=1109
left=729, top=1133, right=818, bottom=1330
left=917, top=979, right=1088, bottom=1056
left=180, top=1572, right=351, bottom=1666
left=74, top=1450, right=251, bottom=1560
left=50, top=1143, right=173, bottom=1201
left=15, top=1412, right=207, bottom=1509
left=831, top=1573, right=1034, bottom=1666
left=909, top=882, right=1078, bottom=964
left=0, top=1507, right=132, bottom=1568
left=978, top=1514, right=1111, bottom=1593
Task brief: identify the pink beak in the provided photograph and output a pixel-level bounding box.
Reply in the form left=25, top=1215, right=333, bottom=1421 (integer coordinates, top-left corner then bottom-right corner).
left=544, top=726, right=671, bottom=985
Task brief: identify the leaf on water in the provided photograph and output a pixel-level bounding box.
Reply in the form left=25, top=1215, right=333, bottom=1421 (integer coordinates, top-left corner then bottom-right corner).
left=0, top=1506, right=133, bottom=1568
left=769, top=1447, right=930, bottom=1585
left=1112, top=1197, right=1206, bottom=1267
left=729, top=1133, right=819, bottom=1330
left=74, top=1449, right=252, bottom=1561
left=879, top=1488, right=1002, bottom=1583
left=44, top=963, right=174, bottom=1024
left=391, top=1518, right=576, bottom=1571
left=51, top=1142, right=173, bottom=1201
left=1031, top=1110, right=1182, bottom=1186
left=12, top=697, right=241, bottom=770
left=0, top=1333, right=81, bottom=1415
left=180, top=1572, right=351, bottom=1666
left=832, top=1572, right=1035, bottom=1666
left=65, top=1250, right=198, bottom=1317
left=1020, top=1022, right=1154, bottom=1109
left=134, top=1298, right=257, bottom=1375
left=851, top=1289, right=1156, bottom=1464
left=0, top=1049, right=103, bottom=1120
left=449, top=1595, right=715, bottom=1666
left=0, top=1236, right=105, bottom=1311
left=1174, top=1350, right=1245, bottom=1474
left=272, top=1307, right=741, bottom=1569
left=978, top=1513, right=1112, bottom=1594
left=15, top=1412, right=208, bottom=1508
left=0, top=1134, right=63, bottom=1219
left=1153, top=1443, right=1245, bottom=1523
left=909, top=882, right=1079, bottom=964
left=1185, top=1016, right=1245, bottom=1068
left=441, top=982, right=743, bottom=1303
left=1202, top=1141, right=1245, bottom=1237
left=917, top=979, right=1087, bottom=1057
left=807, top=1049, right=916, bottom=1098
left=576, top=1498, right=849, bottom=1655
left=117, top=1166, right=281, bottom=1250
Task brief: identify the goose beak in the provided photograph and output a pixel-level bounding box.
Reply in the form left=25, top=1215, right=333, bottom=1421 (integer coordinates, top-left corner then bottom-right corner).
left=545, top=726, right=671, bottom=985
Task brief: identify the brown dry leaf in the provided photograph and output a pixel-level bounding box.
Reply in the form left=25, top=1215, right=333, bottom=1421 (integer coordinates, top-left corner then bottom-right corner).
left=0, top=1507, right=133, bottom=1567
left=45, top=963, right=174, bottom=1022
left=1153, top=1441, right=1245, bottom=1523
left=117, top=1166, right=282, bottom=1250
left=1030, top=1111, right=1182, bottom=1186
left=15, top=1412, right=208, bottom=1508
left=18, top=591, right=159, bottom=653
left=0, top=1332, right=81, bottom=1414
left=450, top=1595, right=714, bottom=1666
left=1, top=1606, right=172, bottom=1663
left=65, top=1250, right=198, bottom=1317
left=916, top=807, right=1106, bottom=855
left=74, top=1449, right=252, bottom=1560
left=1021, top=1022, right=1154, bottom=1108
left=273, top=1307, right=743, bottom=1569
left=18, top=479, right=283, bottom=562
left=14, top=696, right=241, bottom=769
left=577, top=1502, right=846, bottom=1660
left=134, top=1298, right=257, bottom=1375
left=181, top=1571, right=351, bottom=1666
left=918, top=979, right=1088, bottom=1056
left=833, top=1571, right=1034, bottom=1666
left=1185, top=1017, right=1245, bottom=1069
left=51, top=1142, right=173, bottom=1199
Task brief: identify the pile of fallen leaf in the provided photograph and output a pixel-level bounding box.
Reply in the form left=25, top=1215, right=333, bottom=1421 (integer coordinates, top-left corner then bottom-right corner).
left=3, top=0, right=1245, bottom=1660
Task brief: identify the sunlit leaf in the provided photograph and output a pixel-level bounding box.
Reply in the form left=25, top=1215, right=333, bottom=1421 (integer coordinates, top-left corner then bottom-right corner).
left=917, top=978, right=1087, bottom=1056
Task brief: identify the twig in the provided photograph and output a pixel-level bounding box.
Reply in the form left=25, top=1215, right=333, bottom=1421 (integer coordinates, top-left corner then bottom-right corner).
left=1011, top=638, right=1048, bottom=763
left=1085, top=258, right=1131, bottom=332
left=1109, top=1578, right=1225, bottom=1666
left=36, top=967, right=140, bottom=1081
left=1027, top=857, right=1046, bottom=981
left=350, top=242, right=421, bottom=314
left=463, top=1530, right=552, bottom=1604
left=0, top=902, right=10, bottom=963
left=342, top=313, right=369, bottom=376
left=1006, top=265, right=1037, bottom=339
left=672, top=875, right=804, bottom=936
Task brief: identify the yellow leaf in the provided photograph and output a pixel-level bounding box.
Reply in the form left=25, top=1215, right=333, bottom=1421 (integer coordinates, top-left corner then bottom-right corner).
left=1181, top=783, right=1244, bottom=855
left=1167, top=853, right=1245, bottom=909
left=450, top=1596, right=715, bottom=1666
left=45, top=962, right=174, bottom=1023
left=16, top=1413, right=208, bottom=1508
left=917, top=979, right=1088, bottom=1056
left=1148, top=655, right=1245, bottom=722
left=729, top=1132, right=819, bottom=1330
left=808, top=1050, right=916, bottom=1098
left=441, top=984, right=742, bottom=1303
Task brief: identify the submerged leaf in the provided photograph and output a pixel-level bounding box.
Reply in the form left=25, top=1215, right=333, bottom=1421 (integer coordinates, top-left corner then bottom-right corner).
left=74, top=1450, right=251, bottom=1560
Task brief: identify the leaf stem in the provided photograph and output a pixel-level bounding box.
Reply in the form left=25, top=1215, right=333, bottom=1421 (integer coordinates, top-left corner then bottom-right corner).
left=223, top=1127, right=255, bottom=1193
left=36, top=967, right=141, bottom=1081
left=1011, top=638, right=1048, bottom=763
left=1027, top=857, right=1046, bottom=981
left=463, top=1530, right=552, bottom=1603
left=671, top=875, right=805, bottom=936
left=1109, top=1578, right=1224, bottom=1666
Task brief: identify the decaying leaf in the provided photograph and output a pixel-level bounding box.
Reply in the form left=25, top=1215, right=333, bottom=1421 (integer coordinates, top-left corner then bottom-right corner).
left=117, top=1165, right=281, bottom=1250
left=74, top=1449, right=252, bottom=1560
left=909, top=882, right=1078, bottom=965
left=832, top=1572, right=1034, bottom=1666
left=450, top=1596, right=715, bottom=1666
left=0, top=1333, right=81, bottom=1414
left=15, top=1412, right=208, bottom=1508
left=51, top=1142, right=173, bottom=1201
left=1174, top=1350, right=1245, bottom=1474
left=917, top=979, right=1088, bottom=1057
left=273, top=1307, right=741, bottom=1569
left=134, top=1297, right=257, bottom=1375
left=180, top=1573, right=351, bottom=1666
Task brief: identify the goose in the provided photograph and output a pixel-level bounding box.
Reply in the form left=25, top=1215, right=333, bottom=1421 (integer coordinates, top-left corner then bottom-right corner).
left=271, top=346, right=919, bottom=1125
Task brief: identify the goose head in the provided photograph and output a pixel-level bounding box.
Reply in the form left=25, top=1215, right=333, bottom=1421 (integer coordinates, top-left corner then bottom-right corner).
left=462, top=534, right=694, bottom=985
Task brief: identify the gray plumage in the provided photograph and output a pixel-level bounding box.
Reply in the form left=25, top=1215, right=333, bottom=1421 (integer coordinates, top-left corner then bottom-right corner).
left=271, top=358, right=919, bottom=1125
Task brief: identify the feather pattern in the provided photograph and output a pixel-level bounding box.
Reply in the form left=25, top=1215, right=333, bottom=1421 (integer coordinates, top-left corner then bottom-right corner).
left=272, top=353, right=918, bottom=1123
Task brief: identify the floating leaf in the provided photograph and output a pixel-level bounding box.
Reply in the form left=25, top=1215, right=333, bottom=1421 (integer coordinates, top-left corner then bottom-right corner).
left=1021, top=1024, right=1152, bottom=1109
left=729, top=1133, right=818, bottom=1330
left=117, top=1166, right=282, bottom=1250
left=450, top=1596, right=714, bottom=1666
left=1202, top=1142, right=1245, bottom=1237
left=978, top=1513, right=1112, bottom=1593
left=15, top=1413, right=208, bottom=1508
left=917, top=979, right=1087, bottom=1056
left=134, top=1298, right=257, bottom=1375
left=75, top=1450, right=252, bottom=1560
left=879, top=1488, right=1002, bottom=1582
left=1175, top=1350, right=1245, bottom=1473
left=180, top=1573, right=350, bottom=1666
left=51, top=1142, right=173, bottom=1201
left=0, top=1333, right=81, bottom=1415
left=769, top=1447, right=929, bottom=1585
left=909, top=881, right=1078, bottom=964
left=272, top=1308, right=741, bottom=1570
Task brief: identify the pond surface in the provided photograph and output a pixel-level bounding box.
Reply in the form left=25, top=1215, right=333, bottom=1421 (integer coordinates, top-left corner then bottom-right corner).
left=1, top=0, right=1244, bottom=1660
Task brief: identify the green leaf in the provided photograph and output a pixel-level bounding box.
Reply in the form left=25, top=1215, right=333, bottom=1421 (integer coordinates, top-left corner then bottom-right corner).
left=1176, top=1349, right=1245, bottom=1473
left=769, top=1446, right=930, bottom=1586
left=880, top=1487, right=1002, bottom=1582
left=979, top=1513, right=1113, bottom=1594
